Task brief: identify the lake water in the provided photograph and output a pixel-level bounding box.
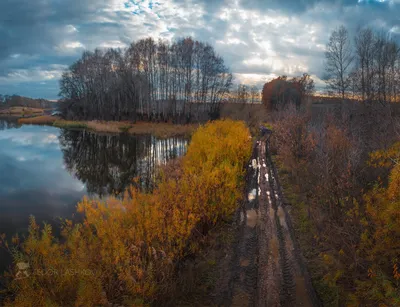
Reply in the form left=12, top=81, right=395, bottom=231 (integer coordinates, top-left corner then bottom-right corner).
left=0, top=119, right=188, bottom=274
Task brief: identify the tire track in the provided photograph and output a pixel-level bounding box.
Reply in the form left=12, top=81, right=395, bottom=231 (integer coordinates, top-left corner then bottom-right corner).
left=224, top=139, right=320, bottom=307
left=223, top=142, right=260, bottom=307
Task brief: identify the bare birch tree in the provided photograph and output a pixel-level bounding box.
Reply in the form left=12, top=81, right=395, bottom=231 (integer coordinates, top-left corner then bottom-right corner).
left=325, top=26, right=354, bottom=99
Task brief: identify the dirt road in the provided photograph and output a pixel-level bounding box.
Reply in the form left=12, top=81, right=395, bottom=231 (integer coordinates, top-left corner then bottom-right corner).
left=224, top=139, right=320, bottom=307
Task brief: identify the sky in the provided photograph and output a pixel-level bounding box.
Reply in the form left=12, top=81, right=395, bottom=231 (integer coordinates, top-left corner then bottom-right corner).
left=0, top=0, right=399, bottom=99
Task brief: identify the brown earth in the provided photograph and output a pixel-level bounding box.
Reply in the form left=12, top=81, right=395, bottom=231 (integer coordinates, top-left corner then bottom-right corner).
left=221, top=138, right=320, bottom=307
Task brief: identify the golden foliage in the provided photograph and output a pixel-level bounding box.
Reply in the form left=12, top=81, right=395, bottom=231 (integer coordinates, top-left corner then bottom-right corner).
left=4, top=119, right=251, bottom=306
left=369, top=141, right=400, bottom=168
left=352, top=143, right=400, bottom=306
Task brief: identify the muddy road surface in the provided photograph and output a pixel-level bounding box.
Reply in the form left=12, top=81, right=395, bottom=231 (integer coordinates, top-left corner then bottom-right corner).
left=223, top=139, right=320, bottom=307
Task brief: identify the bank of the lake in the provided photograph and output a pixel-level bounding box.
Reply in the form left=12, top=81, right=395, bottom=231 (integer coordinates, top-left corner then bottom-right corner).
left=18, top=115, right=198, bottom=138
left=0, top=107, right=46, bottom=116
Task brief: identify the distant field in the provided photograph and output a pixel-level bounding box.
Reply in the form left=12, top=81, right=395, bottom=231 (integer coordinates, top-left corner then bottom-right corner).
left=0, top=107, right=45, bottom=115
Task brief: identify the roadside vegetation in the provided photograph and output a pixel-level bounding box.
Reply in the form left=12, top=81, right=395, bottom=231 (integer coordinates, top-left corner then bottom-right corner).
left=269, top=106, right=399, bottom=305
left=1, top=119, right=252, bottom=306
left=262, top=25, right=400, bottom=306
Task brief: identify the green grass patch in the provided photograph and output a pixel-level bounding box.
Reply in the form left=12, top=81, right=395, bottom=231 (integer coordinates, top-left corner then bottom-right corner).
left=53, top=120, right=88, bottom=129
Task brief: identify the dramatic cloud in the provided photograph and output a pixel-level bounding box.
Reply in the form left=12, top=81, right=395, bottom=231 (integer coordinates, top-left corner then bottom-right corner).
left=0, top=0, right=399, bottom=98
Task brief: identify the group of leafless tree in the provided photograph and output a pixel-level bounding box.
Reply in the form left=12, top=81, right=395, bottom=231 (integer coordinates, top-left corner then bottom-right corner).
left=59, top=37, right=233, bottom=123
left=325, top=26, right=400, bottom=104
left=231, top=84, right=260, bottom=104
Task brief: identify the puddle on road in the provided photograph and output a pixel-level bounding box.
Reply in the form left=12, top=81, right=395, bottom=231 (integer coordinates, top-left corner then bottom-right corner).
left=277, top=206, right=288, bottom=230
left=240, top=209, right=258, bottom=228
left=240, top=258, right=250, bottom=267
left=248, top=188, right=257, bottom=201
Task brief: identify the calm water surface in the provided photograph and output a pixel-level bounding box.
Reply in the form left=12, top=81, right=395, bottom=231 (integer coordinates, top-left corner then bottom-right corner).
left=0, top=119, right=188, bottom=273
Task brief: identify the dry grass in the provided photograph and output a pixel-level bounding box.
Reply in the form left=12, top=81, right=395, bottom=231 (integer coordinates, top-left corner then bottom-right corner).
left=129, top=121, right=198, bottom=138
left=0, top=107, right=45, bottom=115
left=18, top=115, right=58, bottom=125
left=86, top=121, right=131, bottom=133
left=87, top=120, right=198, bottom=138
left=18, top=116, right=86, bottom=129
left=17, top=115, right=197, bottom=138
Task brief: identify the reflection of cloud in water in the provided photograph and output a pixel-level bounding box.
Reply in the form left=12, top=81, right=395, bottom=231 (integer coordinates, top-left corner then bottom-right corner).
left=42, top=133, right=59, bottom=144
left=0, top=130, right=60, bottom=149
left=0, top=125, right=89, bottom=196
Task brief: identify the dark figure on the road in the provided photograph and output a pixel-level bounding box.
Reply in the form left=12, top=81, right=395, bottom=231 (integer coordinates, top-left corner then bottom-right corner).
left=259, top=126, right=272, bottom=141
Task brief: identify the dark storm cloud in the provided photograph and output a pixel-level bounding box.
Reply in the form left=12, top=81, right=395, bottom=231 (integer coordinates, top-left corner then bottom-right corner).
left=0, top=0, right=399, bottom=97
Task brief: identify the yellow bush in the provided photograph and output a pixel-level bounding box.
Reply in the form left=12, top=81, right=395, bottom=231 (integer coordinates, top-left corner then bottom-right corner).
left=4, top=119, right=252, bottom=306
left=353, top=143, right=400, bottom=306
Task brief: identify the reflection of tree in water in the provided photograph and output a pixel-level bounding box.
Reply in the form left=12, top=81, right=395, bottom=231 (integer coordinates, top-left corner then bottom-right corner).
left=59, top=129, right=188, bottom=196
left=0, top=119, right=20, bottom=130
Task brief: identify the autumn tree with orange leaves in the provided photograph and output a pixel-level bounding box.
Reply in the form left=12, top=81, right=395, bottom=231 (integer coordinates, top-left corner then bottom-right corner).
left=262, top=74, right=314, bottom=111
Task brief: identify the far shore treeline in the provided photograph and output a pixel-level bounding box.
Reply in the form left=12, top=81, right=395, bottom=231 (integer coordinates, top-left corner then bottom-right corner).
left=0, top=95, right=55, bottom=110
left=59, top=37, right=233, bottom=123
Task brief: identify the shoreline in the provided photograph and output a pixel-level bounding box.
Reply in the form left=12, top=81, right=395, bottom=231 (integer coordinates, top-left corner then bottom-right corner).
left=17, top=115, right=198, bottom=138
left=0, top=107, right=46, bottom=117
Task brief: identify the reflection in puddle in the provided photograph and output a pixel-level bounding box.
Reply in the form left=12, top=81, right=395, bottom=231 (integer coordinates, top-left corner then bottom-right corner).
left=240, top=258, right=250, bottom=267
left=248, top=188, right=257, bottom=201
left=240, top=209, right=259, bottom=228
